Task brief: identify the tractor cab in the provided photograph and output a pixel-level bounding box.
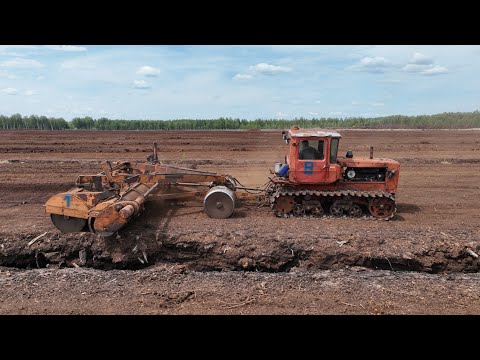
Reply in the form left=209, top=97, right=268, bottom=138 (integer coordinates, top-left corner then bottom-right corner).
left=278, top=127, right=342, bottom=184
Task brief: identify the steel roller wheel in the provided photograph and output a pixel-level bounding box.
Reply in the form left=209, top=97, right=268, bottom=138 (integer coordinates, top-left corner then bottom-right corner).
left=204, top=186, right=235, bottom=219
left=311, top=206, right=324, bottom=217
left=51, top=214, right=87, bottom=233
left=368, top=198, right=395, bottom=219
left=293, top=204, right=306, bottom=217
left=349, top=204, right=363, bottom=217
left=329, top=201, right=344, bottom=217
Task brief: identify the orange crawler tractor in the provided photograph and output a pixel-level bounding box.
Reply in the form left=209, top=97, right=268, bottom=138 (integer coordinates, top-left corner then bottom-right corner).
left=44, top=127, right=400, bottom=236
left=266, top=127, right=400, bottom=219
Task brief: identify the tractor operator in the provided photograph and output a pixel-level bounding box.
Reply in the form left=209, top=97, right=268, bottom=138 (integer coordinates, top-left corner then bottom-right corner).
left=299, top=140, right=322, bottom=160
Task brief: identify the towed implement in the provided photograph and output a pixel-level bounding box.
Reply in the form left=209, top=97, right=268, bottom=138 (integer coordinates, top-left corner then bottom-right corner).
left=45, top=143, right=243, bottom=236
left=45, top=128, right=400, bottom=236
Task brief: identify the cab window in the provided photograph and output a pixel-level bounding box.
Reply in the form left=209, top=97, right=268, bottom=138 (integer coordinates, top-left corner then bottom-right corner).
left=298, top=140, right=325, bottom=160
left=330, top=138, right=339, bottom=163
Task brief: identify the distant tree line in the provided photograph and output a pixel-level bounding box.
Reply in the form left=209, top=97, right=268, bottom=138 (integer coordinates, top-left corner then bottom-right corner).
left=1, top=111, right=480, bottom=130
left=0, top=114, right=69, bottom=130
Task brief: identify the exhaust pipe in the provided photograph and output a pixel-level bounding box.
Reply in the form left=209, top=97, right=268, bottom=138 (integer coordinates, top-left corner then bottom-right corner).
left=153, top=142, right=158, bottom=162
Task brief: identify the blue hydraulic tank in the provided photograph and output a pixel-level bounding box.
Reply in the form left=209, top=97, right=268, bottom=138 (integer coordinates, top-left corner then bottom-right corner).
left=278, top=164, right=289, bottom=177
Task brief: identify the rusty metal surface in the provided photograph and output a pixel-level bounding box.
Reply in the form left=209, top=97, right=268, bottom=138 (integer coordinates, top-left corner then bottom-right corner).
left=155, top=192, right=201, bottom=200
left=93, top=204, right=130, bottom=236
left=337, top=157, right=399, bottom=168
left=270, top=189, right=396, bottom=220
left=288, top=128, right=342, bottom=138
left=273, top=194, right=295, bottom=213
left=368, top=197, right=396, bottom=219
left=50, top=214, right=87, bottom=233
left=45, top=157, right=235, bottom=235
left=76, top=191, right=114, bottom=207
left=44, top=193, right=91, bottom=219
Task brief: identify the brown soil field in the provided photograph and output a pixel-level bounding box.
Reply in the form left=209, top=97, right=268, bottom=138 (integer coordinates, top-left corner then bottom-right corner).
left=0, top=129, right=479, bottom=314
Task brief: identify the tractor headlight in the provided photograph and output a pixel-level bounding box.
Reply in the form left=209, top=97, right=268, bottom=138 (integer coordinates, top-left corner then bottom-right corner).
left=346, top=169, right=356, bottom=179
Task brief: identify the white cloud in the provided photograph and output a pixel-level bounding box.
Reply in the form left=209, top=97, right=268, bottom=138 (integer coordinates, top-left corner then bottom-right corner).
left=2, top=87, right=19, bottom=95
left=0, top=58, right=44, bottom=68
left=402, top=64, right=427, bottom=73
left=328, top=111, right=345, bottom=116
left=351, top=101, right=360, bottom=106
left=24, top=90, right=37, bottom=96
left=315, top=100, right=322, bottom=104
left=136, top=65, right=160, bottom=77
left=232, top=62, right=291, bottom=81
left=249, top=63, right=291, bottom=75
left=402, top=63, right=448, bottom=75
left=45, top=45, right=87, bottom=52
left=402, top=52, right=448, bottom=76
left=36, top=75, right=45, bottom=80
left=349, top=56, right=391, bottom=73
left=372, top=102, right=384, bottom=107
left=276, top=112, right=288, bottom=118
left=308, top=112, right=319, bottom=116
left=422, top=65, right=448, bottom=76
left=410, top=52, right=433, bottom=65
left=233, top=73, right=252, bottom=80
left=133, top=80, right=150, bottom=89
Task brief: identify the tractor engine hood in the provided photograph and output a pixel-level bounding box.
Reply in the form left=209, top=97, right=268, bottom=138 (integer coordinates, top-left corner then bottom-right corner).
left=337, top=157, right=400, bottom=169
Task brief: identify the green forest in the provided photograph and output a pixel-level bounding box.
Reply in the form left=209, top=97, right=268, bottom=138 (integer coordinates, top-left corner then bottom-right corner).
left=1, top=111, right=480, bottom=130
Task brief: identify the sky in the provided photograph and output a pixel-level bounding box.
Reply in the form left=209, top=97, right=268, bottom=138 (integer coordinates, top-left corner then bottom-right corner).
left=0, top=45, right=479, bottom=121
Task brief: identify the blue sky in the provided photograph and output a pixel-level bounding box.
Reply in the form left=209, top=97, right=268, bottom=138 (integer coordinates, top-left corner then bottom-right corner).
left=0, top=45, right=479, bottom=120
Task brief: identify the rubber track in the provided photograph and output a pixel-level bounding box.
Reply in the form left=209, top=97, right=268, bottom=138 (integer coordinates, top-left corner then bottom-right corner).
left=269, top=189, right=396, bottom=220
